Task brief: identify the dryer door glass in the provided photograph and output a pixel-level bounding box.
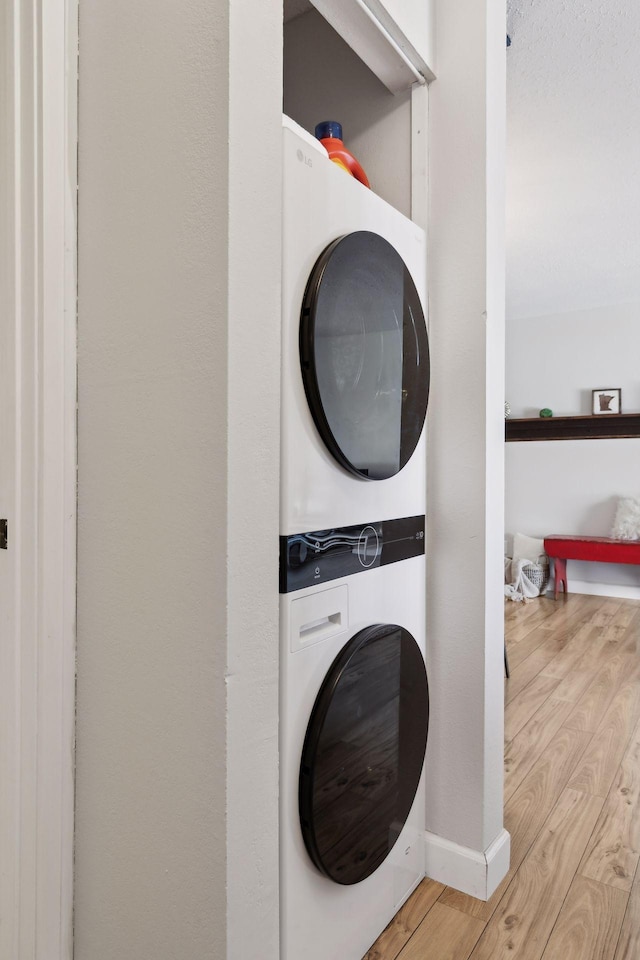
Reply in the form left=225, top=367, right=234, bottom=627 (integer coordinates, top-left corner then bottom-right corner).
left=300, top=231, right=429, bottom=481
left=299, top=623, right=429, bottom=885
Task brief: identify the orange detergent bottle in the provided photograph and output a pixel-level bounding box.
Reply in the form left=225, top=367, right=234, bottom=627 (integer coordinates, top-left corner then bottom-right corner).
left=314, top=121, right=370, bottom=189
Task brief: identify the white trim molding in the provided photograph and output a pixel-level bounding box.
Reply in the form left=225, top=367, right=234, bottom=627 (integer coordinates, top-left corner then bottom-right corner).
left=550, top=581, right=640, bottom=601
left=424, top=828, right=511, bottom=901
left=0, top=1, right=77, bottom=957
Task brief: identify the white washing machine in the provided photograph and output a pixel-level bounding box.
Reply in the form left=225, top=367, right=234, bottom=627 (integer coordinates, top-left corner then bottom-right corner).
left=280, top=541, right=428, bottom=960
left=280, top=116, right=430, bottom=960
left=281, top=115, right=429, bottom=536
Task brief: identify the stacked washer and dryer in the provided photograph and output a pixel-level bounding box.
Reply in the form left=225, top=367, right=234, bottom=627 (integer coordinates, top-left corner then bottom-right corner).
left=280, top=116, right=431, bottom=960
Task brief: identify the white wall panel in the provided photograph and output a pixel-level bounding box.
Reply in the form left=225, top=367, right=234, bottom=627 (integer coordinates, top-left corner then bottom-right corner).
left=506, top=301, right=640, bottom=596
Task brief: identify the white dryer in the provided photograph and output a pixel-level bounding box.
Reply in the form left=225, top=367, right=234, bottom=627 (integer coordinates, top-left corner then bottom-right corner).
left=281, top=116, right=429, bottom=536
left=280, top=532, right=428, bottom=960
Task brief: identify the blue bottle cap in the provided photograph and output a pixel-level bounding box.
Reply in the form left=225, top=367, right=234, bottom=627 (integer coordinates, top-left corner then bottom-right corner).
left=315, top=120, right=342, bottom=141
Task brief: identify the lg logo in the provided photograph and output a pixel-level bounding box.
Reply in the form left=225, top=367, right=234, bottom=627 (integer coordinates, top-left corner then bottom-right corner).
left=296, top=148, right=312, bottom=168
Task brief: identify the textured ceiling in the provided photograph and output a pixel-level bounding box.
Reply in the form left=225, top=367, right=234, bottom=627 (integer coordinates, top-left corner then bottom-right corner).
left=506, top=0, right=640, bottom=319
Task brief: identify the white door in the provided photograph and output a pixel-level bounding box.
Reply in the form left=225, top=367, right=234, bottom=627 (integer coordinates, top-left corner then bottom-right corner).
left=0, top=2, right=77, bottom=957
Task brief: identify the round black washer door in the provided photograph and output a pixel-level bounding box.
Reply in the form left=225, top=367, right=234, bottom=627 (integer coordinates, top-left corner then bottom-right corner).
left=299, top=623, right=429, bottom=885
left=300, top=231, right=430, bottom=481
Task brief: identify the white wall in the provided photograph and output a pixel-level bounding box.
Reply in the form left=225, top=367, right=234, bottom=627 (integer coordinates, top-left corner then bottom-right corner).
left=76, top=1, right=281, bottom=958
left=284, top=9, right=412, bottom=217
left=506, top=301, right=640, bottom=598
left=75, top=0, right=509, bottom=951
left=426, top=0, right=509, bottom=896
left=505, top=3, right=640, bottom=323
left=506, top=302, right=640, bottom=419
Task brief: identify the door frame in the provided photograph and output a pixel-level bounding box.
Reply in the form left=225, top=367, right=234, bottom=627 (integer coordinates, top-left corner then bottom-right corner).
left=0, top=1, right=77, bottom=957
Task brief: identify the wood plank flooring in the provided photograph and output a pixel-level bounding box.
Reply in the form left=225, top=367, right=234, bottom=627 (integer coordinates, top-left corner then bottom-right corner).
left=364, top=593, right=640, bottom=960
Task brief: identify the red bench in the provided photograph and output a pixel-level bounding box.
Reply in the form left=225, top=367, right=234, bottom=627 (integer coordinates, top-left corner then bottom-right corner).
left=544, top=535, right=640, bottom=599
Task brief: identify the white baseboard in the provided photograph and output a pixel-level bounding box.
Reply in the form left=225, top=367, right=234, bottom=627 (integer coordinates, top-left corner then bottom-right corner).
left=546, top=580, right=640, bottom=601
left=424, top=828, right=510, bottom=900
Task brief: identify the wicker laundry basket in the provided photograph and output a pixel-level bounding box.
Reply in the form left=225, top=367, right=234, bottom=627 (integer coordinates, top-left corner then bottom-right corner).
left=522, top=558, right=550, bottom=594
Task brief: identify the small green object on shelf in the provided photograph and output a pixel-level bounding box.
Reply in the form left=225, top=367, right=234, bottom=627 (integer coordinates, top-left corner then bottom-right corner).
left=539, top=408, right=553, bottom=418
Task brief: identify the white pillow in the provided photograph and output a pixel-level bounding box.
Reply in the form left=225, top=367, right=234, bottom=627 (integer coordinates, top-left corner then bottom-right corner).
left=611, top=497, right=640, bottom=540
left=512, top=532, right=546, bottom=563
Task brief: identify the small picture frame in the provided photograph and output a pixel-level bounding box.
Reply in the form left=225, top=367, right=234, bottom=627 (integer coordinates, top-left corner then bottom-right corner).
left=592, top=388, right=622, bottom=415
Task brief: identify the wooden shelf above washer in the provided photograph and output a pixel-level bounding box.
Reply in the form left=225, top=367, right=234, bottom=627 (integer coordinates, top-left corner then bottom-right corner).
left=505, top=413, right=640, bottom=442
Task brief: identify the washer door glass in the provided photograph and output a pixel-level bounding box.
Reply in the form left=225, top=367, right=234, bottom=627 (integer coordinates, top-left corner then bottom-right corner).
left=299, top=624, right=429, bottom=885
left=300, top=231, right=429, bottom=480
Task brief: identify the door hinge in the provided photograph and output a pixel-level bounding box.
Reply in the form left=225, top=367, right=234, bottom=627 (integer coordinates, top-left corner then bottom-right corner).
left=0, top=519, right=7, bottom=549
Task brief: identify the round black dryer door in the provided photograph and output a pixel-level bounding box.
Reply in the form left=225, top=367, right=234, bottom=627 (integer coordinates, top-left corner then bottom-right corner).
left=300, top=231, right=430, bottom=480
left=299, top=624, right=429, bottom=885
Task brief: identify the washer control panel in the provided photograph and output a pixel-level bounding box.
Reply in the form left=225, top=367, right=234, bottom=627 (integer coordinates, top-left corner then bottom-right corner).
left=280, top=515, right=425, bottom=593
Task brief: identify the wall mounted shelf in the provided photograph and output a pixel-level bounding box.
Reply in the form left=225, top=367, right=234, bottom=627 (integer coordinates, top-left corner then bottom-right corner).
left=505, top=413, right=640, bottom=442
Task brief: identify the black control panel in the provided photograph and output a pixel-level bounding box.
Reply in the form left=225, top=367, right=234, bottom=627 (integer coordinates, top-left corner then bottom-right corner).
left=280, top=515, right=425, bottom=593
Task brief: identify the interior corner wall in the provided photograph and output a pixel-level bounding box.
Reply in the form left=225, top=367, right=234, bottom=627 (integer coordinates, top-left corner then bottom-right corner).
left=426, top=0, right=507, bottom=874
left=283, top=9, right=412, bottom=217
left=505, top=301, right=640, bottom=597
left=75, top=1, right=281, bottom=958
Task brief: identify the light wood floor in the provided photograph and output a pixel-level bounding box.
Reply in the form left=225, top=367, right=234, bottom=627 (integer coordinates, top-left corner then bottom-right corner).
left=364, top=592, right=640, bottom=960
